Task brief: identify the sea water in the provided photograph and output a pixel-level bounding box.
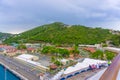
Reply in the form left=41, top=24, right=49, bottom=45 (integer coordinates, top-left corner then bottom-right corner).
left=0, top=64, right=21, bottom=80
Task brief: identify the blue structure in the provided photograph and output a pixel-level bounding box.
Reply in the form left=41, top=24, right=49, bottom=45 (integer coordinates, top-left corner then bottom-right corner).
left=60, top=77, right=66, bottom=80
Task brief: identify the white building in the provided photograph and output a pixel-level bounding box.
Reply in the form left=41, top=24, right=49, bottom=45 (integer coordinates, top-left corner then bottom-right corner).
left=25, top=43, right=40, bottom=48
left=16, top=54, right=49, bottom=71
left=104, top=47, right=120, bottom=53
left=16, top=54, right=39, bottom=61
left=58, top=59, right=69, bottom=65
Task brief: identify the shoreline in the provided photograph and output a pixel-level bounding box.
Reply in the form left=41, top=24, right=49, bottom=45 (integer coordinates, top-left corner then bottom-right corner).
left=0, top=61, right=28, bottom=80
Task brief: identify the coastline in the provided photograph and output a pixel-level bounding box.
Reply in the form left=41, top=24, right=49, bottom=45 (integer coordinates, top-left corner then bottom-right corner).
left=0, top=61, right=28, bottom=80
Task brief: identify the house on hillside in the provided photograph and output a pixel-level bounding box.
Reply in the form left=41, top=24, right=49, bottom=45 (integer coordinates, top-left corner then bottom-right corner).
left=11, top=43, right=19, bottom=47
left=109, top=29, right=120, bottom=35
left=25, top=43, right=41, bottom=48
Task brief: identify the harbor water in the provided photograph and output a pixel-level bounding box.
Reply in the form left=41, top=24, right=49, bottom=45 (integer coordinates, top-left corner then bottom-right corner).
left=0, top=64, right=21, bottom=80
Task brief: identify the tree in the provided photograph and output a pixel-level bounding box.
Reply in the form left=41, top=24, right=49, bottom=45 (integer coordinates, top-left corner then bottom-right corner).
left=4, top=22, right=114, bottom=45
left=54, top=60, right=62, bottom=66
left=105, top=51, right=115, bottom=60
left=91, top=50, right=104, bottom=59
left=41, top=46, right=53, bottom=54
left=58, top=48, right=69, bottom=57
left=91, top=50, right=116, bottom=60
left=51, top=56, right=56, bottom=63
left=41, top=46, right=70, bottom=58
left=17, top=44, right=27, bottom=50
left=111, top=35, right=120, bottom=46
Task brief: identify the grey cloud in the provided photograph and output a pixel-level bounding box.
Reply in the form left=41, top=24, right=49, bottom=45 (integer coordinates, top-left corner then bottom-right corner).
left=0, top=0, right=120, bottom=33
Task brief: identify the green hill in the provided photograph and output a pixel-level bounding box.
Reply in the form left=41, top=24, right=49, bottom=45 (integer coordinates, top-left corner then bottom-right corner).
left=4, top=22, right=118, bottom=45
left=0, top=32, right=12, bottom=41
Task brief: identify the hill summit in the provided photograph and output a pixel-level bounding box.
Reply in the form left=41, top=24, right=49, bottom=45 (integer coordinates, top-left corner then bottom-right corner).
left=4, top=22, right=117, bottom=45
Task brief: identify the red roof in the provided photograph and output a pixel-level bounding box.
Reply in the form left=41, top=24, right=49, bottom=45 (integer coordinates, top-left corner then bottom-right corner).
left=0, top=45, right=17, bottom=53
left=27, top=47, right=35, bottom=51
left=84, top=47, right=96, bottom=53
left=50, top=64, right=57, bottom=69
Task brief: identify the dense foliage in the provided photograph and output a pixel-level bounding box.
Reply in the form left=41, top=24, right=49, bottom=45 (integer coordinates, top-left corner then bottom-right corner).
left=41, top=46, right=69, bottom=58
left=90, top=50, right=116, bottom=60
left=17, top=44, right=27, bottom=50
left=110, top=35, right=120, bottom=47
left=4, top=22, right=118, bottom=45
left=0, top=32, right=12, bottom=40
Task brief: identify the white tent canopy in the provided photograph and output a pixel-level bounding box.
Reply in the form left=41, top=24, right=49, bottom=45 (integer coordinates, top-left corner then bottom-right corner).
left=83, top=58, right=106, bottom=64
left=64, top=58, right=107, bottom=75
left=51, top=70, right=64, bottom=80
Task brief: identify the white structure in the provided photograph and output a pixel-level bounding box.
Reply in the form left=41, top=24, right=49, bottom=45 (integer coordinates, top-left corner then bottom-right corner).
left=79, top=44, right=101, bottom=49
left=16, top=54, right=39, bottom=61
left=59, top=59, right=69, bottom=65
left=16, top=54, right=49, bottom=71
left=104, top=47, right=120, bottom=53
left=25, top=43, right=40, bottom=48
left=51, top=70, right=64, bottom=80
left=63, top=58, right=107, bottom=75
left=79, top=44, right=96, bottom=47
left=39, top=75, right=44, bottom=80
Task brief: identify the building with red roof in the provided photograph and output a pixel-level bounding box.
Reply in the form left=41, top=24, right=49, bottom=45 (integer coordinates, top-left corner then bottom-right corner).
left=0, top=45, right=17, bottom=56
left=84, top=47, right=96, bottom=53
left=27, top=47, right=36, bottom=53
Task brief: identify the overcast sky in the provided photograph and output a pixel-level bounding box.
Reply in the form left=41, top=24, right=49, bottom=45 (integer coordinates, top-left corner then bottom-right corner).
left=0, top=0, right=120, bottom=34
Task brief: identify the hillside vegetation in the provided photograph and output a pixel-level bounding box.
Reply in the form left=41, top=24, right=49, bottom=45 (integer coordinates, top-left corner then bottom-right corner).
left=0, top=32, right=12, bottom=41
left=4, top=22, right=119, bottom=45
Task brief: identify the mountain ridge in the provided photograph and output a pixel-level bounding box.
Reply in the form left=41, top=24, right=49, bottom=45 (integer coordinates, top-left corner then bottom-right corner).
left=4, top=22, right=119, bottom=46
